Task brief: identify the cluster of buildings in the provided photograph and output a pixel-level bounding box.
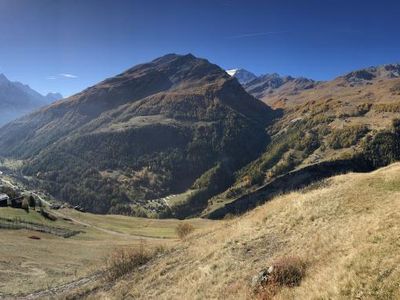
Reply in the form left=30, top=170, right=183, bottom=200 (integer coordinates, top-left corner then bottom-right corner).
left=0, top=193, right=23, bottom=208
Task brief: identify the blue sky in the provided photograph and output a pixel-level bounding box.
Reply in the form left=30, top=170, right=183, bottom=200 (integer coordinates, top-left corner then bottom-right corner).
left=1, top=0, right=400, bottom=97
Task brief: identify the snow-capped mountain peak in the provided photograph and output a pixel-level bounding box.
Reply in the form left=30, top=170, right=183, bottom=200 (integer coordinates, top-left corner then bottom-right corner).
left=226, top=68, right=257, bottom=84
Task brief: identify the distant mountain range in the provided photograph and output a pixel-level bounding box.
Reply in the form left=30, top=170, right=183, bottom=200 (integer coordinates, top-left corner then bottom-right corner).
left=0, top=73, right=62, bottom=125
left=226, top=68, right=317, bottom=107
left=237, top=64, right=400, bottom=108
left=1, top=57, right=399, bottom=219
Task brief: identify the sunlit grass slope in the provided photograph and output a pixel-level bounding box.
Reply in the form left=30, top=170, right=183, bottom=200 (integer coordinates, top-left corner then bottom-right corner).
left=93, top=163, right=400, bottom=299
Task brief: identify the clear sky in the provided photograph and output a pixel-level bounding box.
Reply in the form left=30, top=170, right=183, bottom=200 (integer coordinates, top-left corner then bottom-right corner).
left=1, top=0, right=400, bottom=97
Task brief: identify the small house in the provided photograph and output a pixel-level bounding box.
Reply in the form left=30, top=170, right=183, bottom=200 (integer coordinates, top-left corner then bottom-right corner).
left=0, top=193, right=9, bottom=207
left=10, top=196, right=23, bottom=209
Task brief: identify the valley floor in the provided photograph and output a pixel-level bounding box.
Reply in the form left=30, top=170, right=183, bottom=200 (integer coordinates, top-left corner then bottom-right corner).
left=0, top=207, right=213, bottom=298
left=81, top=163, right=400, bottom=299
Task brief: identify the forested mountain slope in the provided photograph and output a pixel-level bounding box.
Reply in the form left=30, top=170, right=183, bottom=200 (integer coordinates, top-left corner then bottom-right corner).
left=206, top=64, right=400, bottom=217
left=0, top=54, right=278, bottom=216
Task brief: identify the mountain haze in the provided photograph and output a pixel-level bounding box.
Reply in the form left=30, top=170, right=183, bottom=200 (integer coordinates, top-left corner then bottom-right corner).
left=0, top=73, right=62, bottom=125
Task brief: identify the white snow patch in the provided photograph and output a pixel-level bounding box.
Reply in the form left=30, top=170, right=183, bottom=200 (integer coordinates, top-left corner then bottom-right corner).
left=226, top=69, right=239, bottom=76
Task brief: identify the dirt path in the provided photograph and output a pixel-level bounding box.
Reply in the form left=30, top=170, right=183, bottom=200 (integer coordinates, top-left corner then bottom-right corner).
left=0, top=177, right=18, bottom=190
left=16, top=272, right=102, bottom=300
left=51, top=209, right=167, bottom=241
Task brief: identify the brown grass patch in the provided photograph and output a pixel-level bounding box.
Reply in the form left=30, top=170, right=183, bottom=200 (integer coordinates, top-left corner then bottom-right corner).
left=175, top=223, right=195, bottom=239
left=255, top=256, right=307, bottom=299
left=103, top=242, right=164, bottom=281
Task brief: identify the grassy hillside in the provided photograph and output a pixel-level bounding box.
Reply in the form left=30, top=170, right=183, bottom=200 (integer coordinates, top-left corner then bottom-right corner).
left=0, top=207, right=213, bottom=297
left=83, top=163, right=400, bottom=299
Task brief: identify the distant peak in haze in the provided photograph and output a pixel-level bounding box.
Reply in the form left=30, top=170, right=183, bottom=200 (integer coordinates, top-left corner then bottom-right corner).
left=226, top=68, right=257, bottom=84
left=0, top=73, right=63, bottom=125
left=45, top=92, right=63, bottom=102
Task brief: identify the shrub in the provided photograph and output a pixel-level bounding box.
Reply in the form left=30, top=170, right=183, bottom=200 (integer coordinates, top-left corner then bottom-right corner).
left=175, top=223, right=195, bottom=239
left=21, top=199, right=29, bottom=213
left=255, top=256, right=307, bottom=299
left=104, top=243, right=155, bottom=281
left=269, top=256, right=307, bottom=287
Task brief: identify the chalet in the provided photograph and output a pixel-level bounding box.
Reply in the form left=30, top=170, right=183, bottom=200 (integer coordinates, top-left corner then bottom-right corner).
left=10, top=196, right=23, bottom=209
left=0, top=193, right=9, bottom=207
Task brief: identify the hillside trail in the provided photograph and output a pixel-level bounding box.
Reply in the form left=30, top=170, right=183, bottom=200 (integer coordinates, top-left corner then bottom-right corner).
left=8, top=272, right=102, bottom=300
left=53, top=208, right=165, bottom=241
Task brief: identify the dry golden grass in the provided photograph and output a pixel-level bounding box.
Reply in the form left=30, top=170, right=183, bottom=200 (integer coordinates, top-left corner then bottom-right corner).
left=0, top=208, right=212, bottom=297
left=88, top=163, right=400, bottom=299
left=175, top=223, right=195, bottom=239
left=103, top=242, right=161, bottom=281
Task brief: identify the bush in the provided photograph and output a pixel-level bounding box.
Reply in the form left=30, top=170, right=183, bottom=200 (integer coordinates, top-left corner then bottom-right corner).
left=104, top=243, right=156, bottom=281
left=269, top=256, right=307, bottom=287
left=255, top=256, right=307, bottom=299
left=21, top=199, right=29, bottom=213
left=175, top=223, right=195, bottom=239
